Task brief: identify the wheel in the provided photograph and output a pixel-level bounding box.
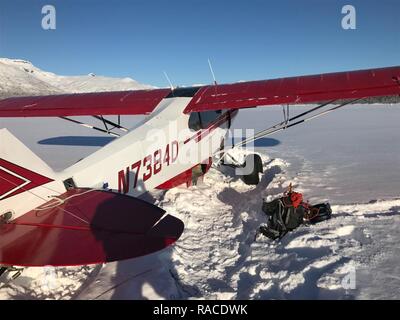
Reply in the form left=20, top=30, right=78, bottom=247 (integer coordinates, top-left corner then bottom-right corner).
left=0, top=211, right=13, bottom=224
left=241, top=154, right=263, bottom=185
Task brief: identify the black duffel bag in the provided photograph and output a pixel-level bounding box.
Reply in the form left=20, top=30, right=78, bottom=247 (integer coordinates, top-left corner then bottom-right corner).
left=259, top=193, right=332, bottom=240
left=304, top=203, right=332, bottom=224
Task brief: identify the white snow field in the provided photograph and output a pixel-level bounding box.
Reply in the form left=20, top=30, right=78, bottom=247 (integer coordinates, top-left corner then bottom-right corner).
left=1, top=104, right=400, bottom=300
left=1, top=60, right=400, bottom=300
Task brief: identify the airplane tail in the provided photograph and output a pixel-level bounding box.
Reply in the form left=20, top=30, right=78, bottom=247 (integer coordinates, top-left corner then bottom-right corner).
left=0, top=129, right=185, bottom=267
left=0, top=128, right=56, bottom=201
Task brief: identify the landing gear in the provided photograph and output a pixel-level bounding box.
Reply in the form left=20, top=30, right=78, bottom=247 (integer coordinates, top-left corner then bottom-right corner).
left=240, top=154, right=263, bottom=185
left=0, top=267, right=8, bottom=278
left=0, top=266, right=24, bottom=282
left=218, top=151, right=264, bottom=186
left=0, top=212, right=23, bottom=283
left=0, top=211, right=13, bottom=224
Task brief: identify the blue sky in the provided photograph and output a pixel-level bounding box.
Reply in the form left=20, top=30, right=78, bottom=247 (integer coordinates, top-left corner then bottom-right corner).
left=0, top=0, right=399, bottom=87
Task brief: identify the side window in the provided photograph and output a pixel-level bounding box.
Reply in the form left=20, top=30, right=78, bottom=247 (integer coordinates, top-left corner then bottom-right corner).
left=188, top=112, right=202, bottom=131
left=188, top=110, right=223, bottom=131
left=199, top=110, right=222, bottom=128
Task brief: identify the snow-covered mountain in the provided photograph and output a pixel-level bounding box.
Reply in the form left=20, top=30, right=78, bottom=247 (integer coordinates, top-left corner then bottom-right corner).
left=0, top=58, right=153, bottom=99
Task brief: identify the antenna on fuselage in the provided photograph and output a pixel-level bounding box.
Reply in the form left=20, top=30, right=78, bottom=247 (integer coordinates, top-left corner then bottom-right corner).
left=208, top=58, right=218, bottom=85
left=163, top=71, right=174, bottom=91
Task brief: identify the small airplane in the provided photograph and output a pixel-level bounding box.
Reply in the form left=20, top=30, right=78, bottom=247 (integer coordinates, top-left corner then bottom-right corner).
left=0, top=65, right=399, bottom=268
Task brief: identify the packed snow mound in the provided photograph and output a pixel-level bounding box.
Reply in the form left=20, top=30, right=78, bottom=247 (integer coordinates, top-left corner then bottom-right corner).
left=2, top=150, right=400, bottom=300
left=0, top=58, right=152, bottom=99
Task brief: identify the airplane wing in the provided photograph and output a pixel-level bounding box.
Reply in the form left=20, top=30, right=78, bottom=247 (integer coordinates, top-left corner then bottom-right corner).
left=0, top=88, right=171, bottom=117
left=183, top=66, right=400, bottom=113
left=0, top=66, right=399, bottom=118
left=0, top=188, right=184, bottom=266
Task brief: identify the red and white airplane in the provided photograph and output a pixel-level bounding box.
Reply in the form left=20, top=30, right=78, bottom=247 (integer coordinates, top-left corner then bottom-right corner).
left=0, top=65, right=399, bottom=268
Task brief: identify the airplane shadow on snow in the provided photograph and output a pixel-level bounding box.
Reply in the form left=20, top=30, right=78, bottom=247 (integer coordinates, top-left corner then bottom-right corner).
left=38, top=136, right=280, bottom=148
left=85, top=175, right=193, bottom=300
left=38, top=136, right=116, bottom=147
left=249, top=138, right=280, bottom=148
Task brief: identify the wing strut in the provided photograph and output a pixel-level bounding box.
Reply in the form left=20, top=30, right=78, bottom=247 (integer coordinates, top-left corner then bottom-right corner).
left=59, top=117, right=121, bottom=137
left=59, top=115, right=128, bottom=137
left=93, top=115, right=128, bottom=133
left=216, top=98, right=362, bottom=166
left=236, top=98, right=361, bottom=148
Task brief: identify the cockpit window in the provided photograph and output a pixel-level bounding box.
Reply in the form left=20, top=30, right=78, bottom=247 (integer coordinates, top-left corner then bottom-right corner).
left=188, top=112, right=202, bottom=131
left=188, top=110, right=222, bottom=131
left=199, top=110, right=222, bottom=128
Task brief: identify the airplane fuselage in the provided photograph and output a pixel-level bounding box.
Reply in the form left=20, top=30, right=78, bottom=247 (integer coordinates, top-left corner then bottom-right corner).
left=1, top=96, right=236, bottom=220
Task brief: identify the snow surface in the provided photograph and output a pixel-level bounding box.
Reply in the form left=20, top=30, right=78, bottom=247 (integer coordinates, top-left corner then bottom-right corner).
left=1, top=60, right=400, bottom=300
left=2, top=104, right=400, bottom=300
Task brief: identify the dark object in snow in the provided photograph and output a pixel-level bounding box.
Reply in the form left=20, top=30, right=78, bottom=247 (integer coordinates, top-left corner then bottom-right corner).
left=304, top=203, right=332, bottom=224
left=259, top=185, right=332, bottom=240
left=0, top=267, right=8, bottom=278
left=260, top=192, right=305, bottom=240
left=240, top=154, right=263, bottom=185
left=0, top=266, right=23, bottom=281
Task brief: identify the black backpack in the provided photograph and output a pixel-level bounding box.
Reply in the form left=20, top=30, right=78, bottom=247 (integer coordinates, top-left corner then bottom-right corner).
left=259, top=195, right=332, bottom=240
left=260, top=195, right=305, bottom=240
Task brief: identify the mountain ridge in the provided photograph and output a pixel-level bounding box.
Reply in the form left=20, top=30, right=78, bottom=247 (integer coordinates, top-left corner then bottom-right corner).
left=0, top=58, right=153, bottom=100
